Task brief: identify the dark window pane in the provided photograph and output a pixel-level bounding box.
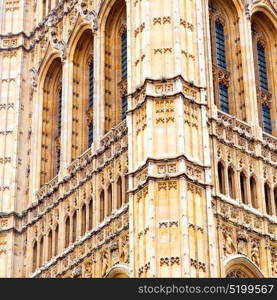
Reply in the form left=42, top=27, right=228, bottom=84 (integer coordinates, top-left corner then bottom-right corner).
left=257, top=43, right=268, bottom=91
left=219, top=83, right=229, bottom=113
left=262, top=105, right=272, bottom=134
left=121, top=31, right=127, bottom=80
left=215, top=22, right=226, bottom=69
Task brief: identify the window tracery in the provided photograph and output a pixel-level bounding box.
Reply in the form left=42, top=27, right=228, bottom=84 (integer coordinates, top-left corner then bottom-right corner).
left=209, top=0, right=246, bottom=120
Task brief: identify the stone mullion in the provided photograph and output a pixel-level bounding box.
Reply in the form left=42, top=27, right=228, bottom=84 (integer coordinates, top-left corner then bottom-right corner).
left=29, top=81, right=44, bottom=202
left=60, top=59, right=73, bottom=176
left=238, top=13, right=259, bottom=128
left=270, top=187, right=275, bottom=217
left=37, top=237, right=42, bottom=269
left=172, top=0, right=182, bottom=77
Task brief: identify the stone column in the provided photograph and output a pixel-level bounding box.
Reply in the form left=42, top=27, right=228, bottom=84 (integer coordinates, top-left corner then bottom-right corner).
left=128, top=0, right=214, bottom=277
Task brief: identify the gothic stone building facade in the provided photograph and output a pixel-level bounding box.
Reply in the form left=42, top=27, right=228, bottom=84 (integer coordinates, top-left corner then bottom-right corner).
left=0, top=0, right=276, bottom=278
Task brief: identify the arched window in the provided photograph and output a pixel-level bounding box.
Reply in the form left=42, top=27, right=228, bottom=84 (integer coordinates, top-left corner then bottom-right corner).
left=227, top=167, right=235, bottom=199
left=225, top=257, right=264, bottom=278
left=88, top=198, right=93, bottom=230
left=47, top=0, right=51, bottom=13
left=81, top=205, right=86, bottom=236
left=40, top=58, right=62, bottom=186
left=217, top=162, right=225, bottom=194
left=39, top=236, right=44, bottom=267
left=209, top=0, right=245, bottom=120
left=124, top=174, right=128, bottom=203
left=71, top=30, right=94, bottom=160
left=250, top=177, right=258, bottom=209
left=65, top=216, right=70, bottom=248
left=257, top=43, right=268, bottom=91
left=32, top=241, right=37, bottom=272
left=104, top=0, right=127, bottom=132
left=240, top=173, right=247, bottom=204
left=256, top=42, right=272, bottom=135
left=107, top=184, right=113, bottom=216
left=47, top=230, right=52, bottom=261
left=264, top=183, right=272, bottom=215
left=100, top=191, right=105, bottom=222
left=251, top=14, right=276, bottom=136
left=262, top=105, right=272, bottom=135
left=215, top=21, right=226, bottom=69
left=72, top=211, right=77, bottom=242
left=212, top=19, right=229, bottom=114
left=117, top=177, right=123, bottom=209
left=54, top=225, right=59, bottom=256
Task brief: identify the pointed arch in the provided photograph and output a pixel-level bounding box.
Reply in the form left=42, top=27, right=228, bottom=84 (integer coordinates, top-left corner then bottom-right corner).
left=40, top=57, right=63, bottom=186
left=251, top=11, right=277, bottom=136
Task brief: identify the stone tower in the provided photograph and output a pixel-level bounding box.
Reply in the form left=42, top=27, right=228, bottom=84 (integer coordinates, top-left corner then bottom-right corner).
left=0, top=0, right=276, bottom=278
